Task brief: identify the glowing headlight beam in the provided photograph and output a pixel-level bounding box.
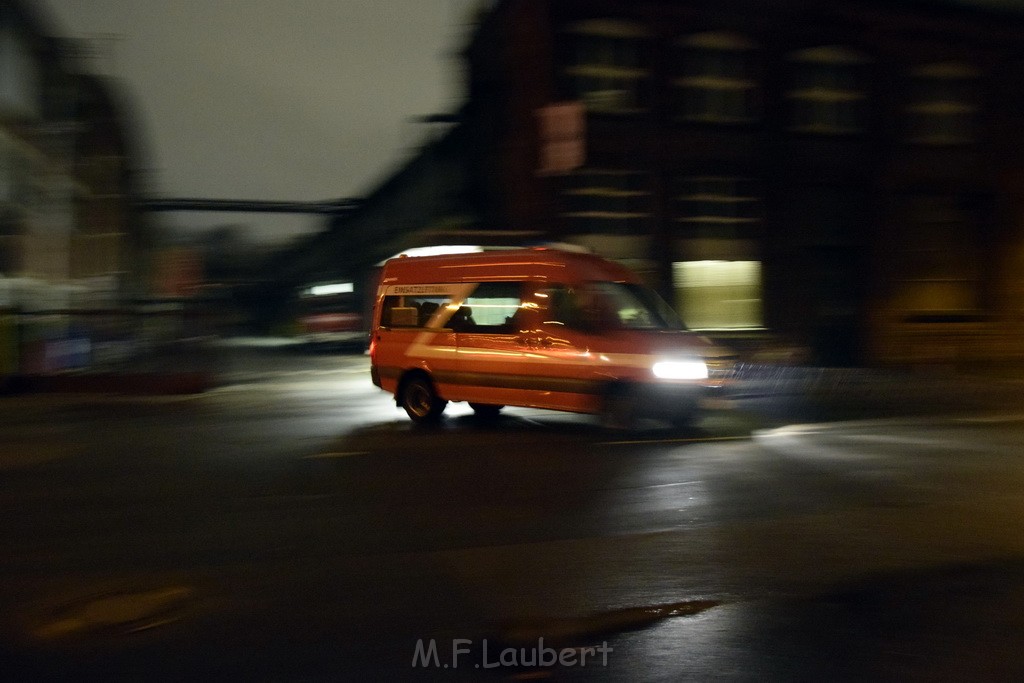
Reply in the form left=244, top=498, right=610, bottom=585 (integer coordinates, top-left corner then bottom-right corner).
left=652, top=360, right=709, bottom=380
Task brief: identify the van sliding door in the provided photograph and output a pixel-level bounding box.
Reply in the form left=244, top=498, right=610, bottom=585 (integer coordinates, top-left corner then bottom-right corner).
left=449, top=282, right=534, bottom=405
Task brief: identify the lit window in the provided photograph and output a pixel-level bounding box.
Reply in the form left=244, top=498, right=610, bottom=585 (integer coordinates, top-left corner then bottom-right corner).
left=673, top=260, right=763, bottom=330
left=895, top=195, right=980, bottom=319
left=787, top=46, right=869, bottom=134
left=559, top=169, right=652, bottom=235
left=906, top=62, right=978, bottom=145
left=563, top=19, right=650, bottom=114
left=673, top=176, right=761, bottom=239
left=674, top=32, right=759, bottom=123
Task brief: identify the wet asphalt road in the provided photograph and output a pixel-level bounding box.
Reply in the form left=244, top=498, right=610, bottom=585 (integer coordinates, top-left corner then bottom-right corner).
left=3, top=341, right=1024, bottom=681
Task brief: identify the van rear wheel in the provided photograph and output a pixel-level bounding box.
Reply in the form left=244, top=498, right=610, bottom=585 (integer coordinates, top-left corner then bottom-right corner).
left=400, top=375, right=447, bottom=424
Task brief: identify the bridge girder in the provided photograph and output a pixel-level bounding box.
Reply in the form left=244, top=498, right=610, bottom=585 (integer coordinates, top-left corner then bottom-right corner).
left=136, top=198, right=360, bottom=215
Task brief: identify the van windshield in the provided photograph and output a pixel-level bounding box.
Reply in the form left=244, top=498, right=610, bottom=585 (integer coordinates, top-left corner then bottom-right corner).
left=548, top=282, right=685, bottom=331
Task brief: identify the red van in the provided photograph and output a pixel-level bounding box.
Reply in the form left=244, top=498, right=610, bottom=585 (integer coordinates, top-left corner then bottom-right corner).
left=369, top=248, right=734, bottom=428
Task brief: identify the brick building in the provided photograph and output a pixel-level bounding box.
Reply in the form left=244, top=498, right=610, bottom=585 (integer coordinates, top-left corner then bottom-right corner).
left=320, top=0, right=1024, bottom=366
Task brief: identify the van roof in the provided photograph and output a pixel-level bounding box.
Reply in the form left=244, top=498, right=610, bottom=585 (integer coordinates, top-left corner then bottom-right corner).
left=379, top=248, right=641, bottom=285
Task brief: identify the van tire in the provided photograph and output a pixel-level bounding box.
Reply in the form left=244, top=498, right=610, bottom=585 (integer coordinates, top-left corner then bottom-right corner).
left=601, top=383, right=639, bottom=431
left=668, top=401, right=698, bottom=430
left=469, top=403, right=503, bottom=419
left=399, top=374, right=447, bottom=424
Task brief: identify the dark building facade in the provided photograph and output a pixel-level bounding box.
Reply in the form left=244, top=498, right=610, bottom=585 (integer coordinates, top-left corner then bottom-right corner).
left=2, top=0, right=155, bottom=379
left=2, top=0, right=151, bottom=305
left=327, top=0, right=1024, bottom=366
left=452, top=0, right=1024, bottom=365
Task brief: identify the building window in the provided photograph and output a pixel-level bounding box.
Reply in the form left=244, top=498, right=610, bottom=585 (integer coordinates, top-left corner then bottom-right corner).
left=673, top=176, right=761, bottom=239
left=674, top=32, right=759, bottom=124
left=673, top=260, right=764, bottom=330
left=81, top=154, right=126, bottom=195
left=562, top=19, right=650, bottom=114
left=559, top=169, right=652, bottom=235
left=906, top=62, right=978, bottom=146
left=787, top=46, right=869, bottom=135
left=896, top=195, right=980, bottom=319
left=0, top=27, right=42, bottom=121
left=2, top=142, right=45, bottom=214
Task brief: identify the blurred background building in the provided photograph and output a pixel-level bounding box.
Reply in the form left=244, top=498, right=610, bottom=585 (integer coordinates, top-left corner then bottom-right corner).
left=5, top=0, right=1023, bottom=377
left=1, top=0, right=154, bottom=379
left=311, top=0, right=1024, bottom=367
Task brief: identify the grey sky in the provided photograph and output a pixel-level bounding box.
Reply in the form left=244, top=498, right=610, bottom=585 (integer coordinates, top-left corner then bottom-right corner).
left=37, top=0, right=473, bottom=243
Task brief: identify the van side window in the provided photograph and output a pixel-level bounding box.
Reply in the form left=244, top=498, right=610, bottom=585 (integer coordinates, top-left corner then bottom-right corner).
left=448, top=282, right=523, bottom=333
left=542, top=282, right=685, bottom=331
left=542, top=284, right=589, bottom=329
left=380, top=295, right=449, bottom=328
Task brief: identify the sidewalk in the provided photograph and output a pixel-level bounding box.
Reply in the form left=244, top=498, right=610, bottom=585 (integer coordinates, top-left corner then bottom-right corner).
left=3, top=337, right=224, bottom=396
left=730, top=360, right=1024, bottom=422
left=706, top=329, right=1024, bottom=418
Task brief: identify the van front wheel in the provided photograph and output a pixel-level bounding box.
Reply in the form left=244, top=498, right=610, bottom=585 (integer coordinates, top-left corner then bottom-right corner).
left=601, top=383, right=639, bottom=431
left=400, top=375, right=447, bottom=424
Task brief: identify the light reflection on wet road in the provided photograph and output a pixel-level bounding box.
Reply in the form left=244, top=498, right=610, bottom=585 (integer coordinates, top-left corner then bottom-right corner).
left=3, top=343, right=1024, bottom=680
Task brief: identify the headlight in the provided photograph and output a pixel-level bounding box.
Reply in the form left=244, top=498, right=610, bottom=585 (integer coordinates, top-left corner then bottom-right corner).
left=652, top=359, right=708, bottom=380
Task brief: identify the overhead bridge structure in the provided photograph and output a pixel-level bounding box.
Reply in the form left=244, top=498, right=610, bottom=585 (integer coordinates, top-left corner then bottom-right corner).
left=134, top=196, right=368, bottom=329
left=136, top=198, right=361, bottom=215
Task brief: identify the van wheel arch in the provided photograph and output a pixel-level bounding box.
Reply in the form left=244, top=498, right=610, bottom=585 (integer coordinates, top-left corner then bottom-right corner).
left=398, top=370, right=447, bottom=424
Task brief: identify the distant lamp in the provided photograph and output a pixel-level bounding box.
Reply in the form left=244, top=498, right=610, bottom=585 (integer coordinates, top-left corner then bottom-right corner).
left=309, top=282, right=354, bottom=296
